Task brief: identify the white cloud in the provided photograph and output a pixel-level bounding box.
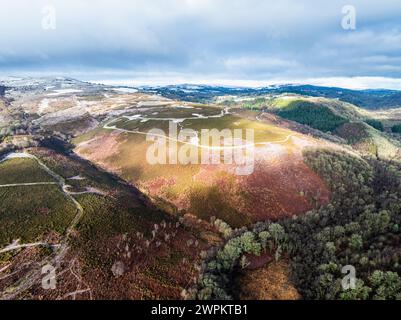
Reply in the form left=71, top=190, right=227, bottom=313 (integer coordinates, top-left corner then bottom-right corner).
left=301, top=77, right=401, bottom=90
left=0, top=0, right=401, bottom=85
left=330, top=29, right=401, bottom=52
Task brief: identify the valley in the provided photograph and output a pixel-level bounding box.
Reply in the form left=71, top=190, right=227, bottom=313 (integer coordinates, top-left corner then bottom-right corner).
left=1, top=77, right=401, bottom=300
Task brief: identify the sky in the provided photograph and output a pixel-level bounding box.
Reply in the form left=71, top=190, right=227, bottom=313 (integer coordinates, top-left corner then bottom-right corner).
left=1, top=0, right=401, bottom=88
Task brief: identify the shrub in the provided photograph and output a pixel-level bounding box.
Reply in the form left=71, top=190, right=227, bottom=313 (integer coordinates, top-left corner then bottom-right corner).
left=369, top=271, right=401, bottom=300
left=214, top=219, right=233, bottom=239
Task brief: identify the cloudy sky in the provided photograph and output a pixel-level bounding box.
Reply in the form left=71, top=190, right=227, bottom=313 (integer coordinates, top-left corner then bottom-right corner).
left=1, top=0, right=401, bottom=88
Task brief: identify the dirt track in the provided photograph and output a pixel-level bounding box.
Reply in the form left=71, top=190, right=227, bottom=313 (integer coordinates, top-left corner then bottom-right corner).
left=0, top=152, right=102, bottom=299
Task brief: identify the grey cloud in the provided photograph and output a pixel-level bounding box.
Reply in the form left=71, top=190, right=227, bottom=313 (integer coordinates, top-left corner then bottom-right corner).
left=0, top=0, right=400, bottom=83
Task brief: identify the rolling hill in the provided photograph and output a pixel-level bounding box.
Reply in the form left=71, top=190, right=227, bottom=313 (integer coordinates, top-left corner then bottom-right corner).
left=1, top=77, right=401, bottom=301
left=138, top=84, right=401, bottom=109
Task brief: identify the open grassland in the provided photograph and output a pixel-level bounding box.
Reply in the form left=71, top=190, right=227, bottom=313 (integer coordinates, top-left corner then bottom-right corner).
left=75, top=129, right=202, bottom=205
left=74, top=106, right=329, bottom=227
left=0, top=185, right=76, bottom=246
left=73, top=109, right=296, bottom=189
left=140, top=104, right=221, bottom=119
left=181, top=114, right=292, bottom=143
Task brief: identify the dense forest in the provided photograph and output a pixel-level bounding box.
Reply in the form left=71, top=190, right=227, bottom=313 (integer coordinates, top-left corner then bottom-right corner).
left=274, top=101, right=348, bottom=132
left=194, top=149, right=401, bottom=300
left=365, top=119, right=384, bottom=131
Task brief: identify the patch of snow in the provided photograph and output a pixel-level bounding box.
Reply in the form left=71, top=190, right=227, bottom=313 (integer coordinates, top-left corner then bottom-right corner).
left=175, top=105, right=194, bottom=109
left=0, top=152, right=34, bottom=164
left=68, top=175, right=86, bottom=180
left=172, top=119, right=185, bottom=123
left=192, top=113, right=206, bottom=118
left=113, top=87, right=138, bottom=93
left=124, top=114, right=142, bottom=121
left=4, top=152, right=33, bottom=160
left=47, top=89, right=82, bottom=96
left=38, top=98, right=51, bottom=114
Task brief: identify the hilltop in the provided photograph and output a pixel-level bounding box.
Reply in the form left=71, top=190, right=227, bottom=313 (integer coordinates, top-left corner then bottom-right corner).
left=1, top=77, right=401, bottom=300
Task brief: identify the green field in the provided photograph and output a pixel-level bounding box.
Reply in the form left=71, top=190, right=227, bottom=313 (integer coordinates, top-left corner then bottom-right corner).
left=140, top=105, right=221, bottom=118
left=106, top=112, right=292, bottom=144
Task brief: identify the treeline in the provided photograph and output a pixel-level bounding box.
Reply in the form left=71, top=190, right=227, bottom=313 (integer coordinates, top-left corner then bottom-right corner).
left=365, top=119, right=384, bottom=131
left=392, top=124, right=401, bottom=134
left=193, top=149, right=401, bottom=300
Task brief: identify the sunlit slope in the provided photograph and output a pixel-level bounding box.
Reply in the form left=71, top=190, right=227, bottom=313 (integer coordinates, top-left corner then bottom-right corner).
left=74, top=105, right=330, bottom=227
left=234, top=95, right=401, bottom=159
left=335, top=121, right=401, bottom=158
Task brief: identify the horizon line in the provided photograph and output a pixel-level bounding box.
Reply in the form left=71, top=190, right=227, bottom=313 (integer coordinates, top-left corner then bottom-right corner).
left=2, top=74, right=401, bottom=91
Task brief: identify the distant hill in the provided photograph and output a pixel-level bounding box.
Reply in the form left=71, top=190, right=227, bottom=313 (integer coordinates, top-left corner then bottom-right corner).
left=271, top=85, right=401, bottom=110
left=138, top=84, right=401, bottom=109
left=232, top=94, right=401, bottom=158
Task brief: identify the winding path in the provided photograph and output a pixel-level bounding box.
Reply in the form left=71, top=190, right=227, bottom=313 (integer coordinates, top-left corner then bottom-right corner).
left=102, top=111, right=296, bottom=150
left=0, top=152, right=101, bottom=299
left=0, top=241, right=59, bottom=254
left=0, top=182, right=58, bottom=188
